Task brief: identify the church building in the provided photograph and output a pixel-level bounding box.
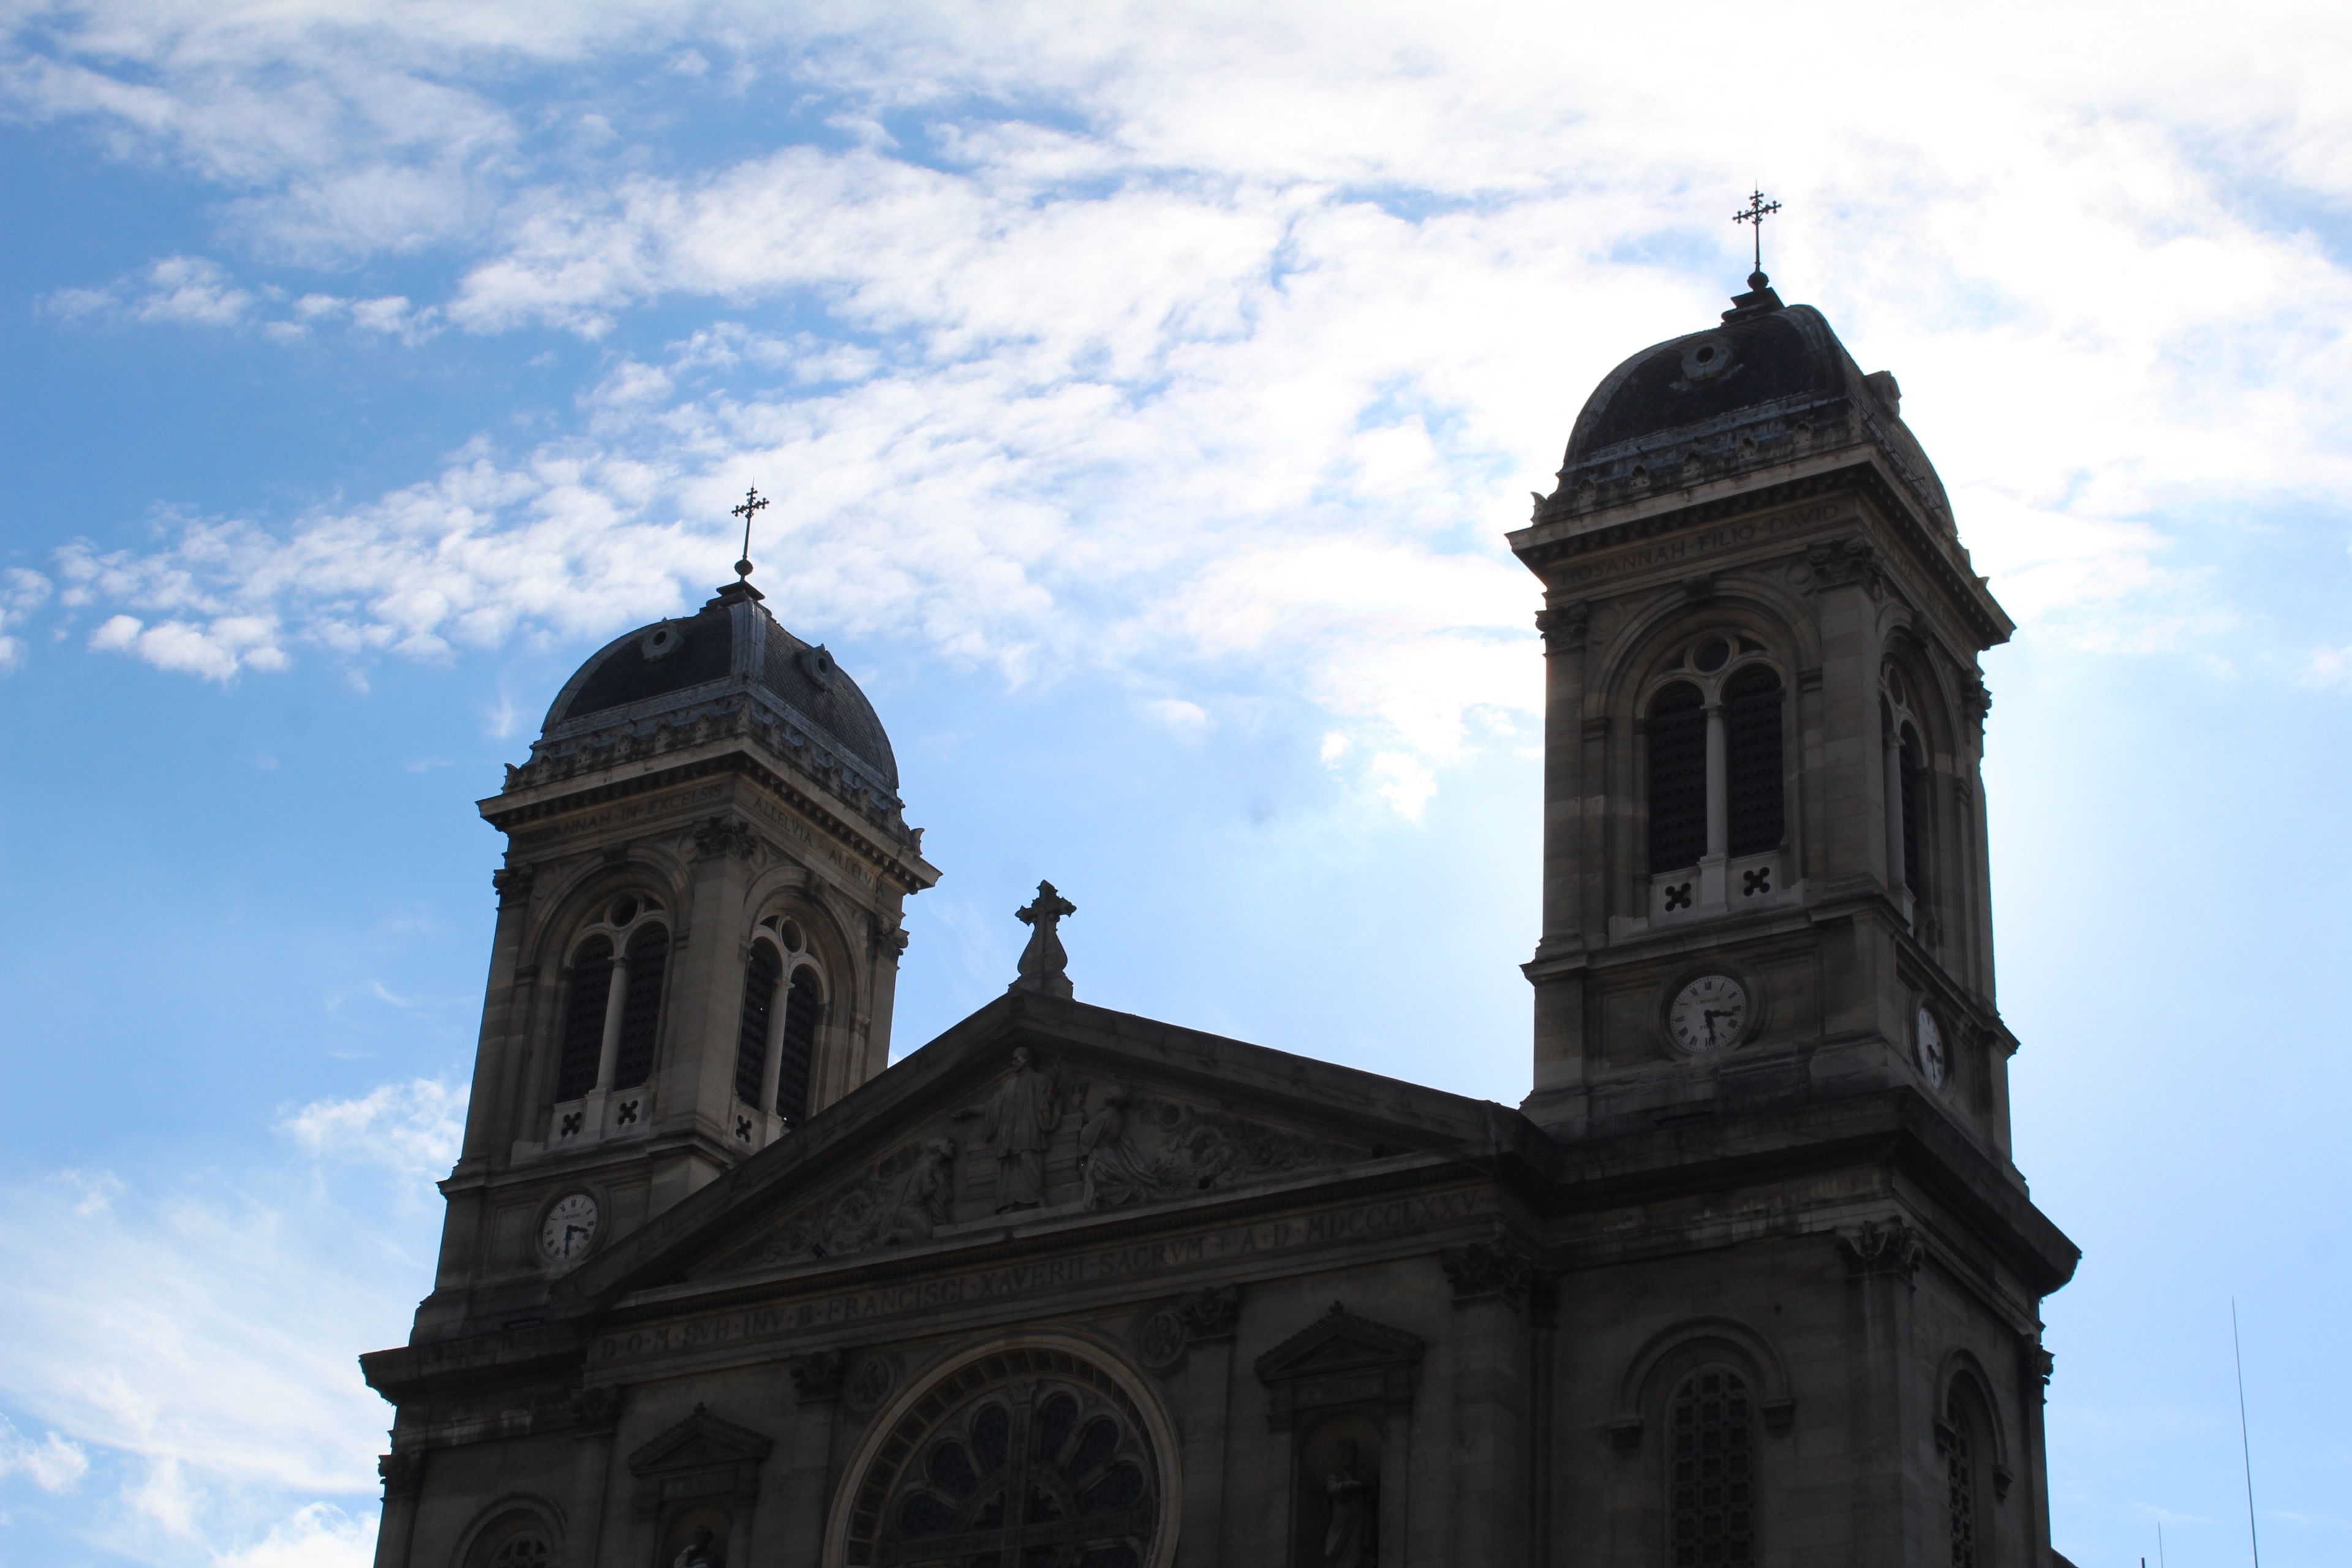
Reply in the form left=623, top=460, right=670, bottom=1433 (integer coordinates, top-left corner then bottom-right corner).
left=363, top=266, right=2079, bottom=1568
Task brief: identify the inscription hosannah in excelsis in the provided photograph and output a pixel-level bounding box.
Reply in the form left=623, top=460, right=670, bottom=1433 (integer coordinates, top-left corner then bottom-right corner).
left=714, top=1056, right=1367, bottom=1274
left=608, top=1188, right=1493, bottom=1365
left=1551, top=500, right=1853, bottom=586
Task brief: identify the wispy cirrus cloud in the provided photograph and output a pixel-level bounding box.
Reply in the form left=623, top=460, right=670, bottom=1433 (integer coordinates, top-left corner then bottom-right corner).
left=0, top=1079, right=463, bottom=1566
left=10, top=0, right=2352, bottom=817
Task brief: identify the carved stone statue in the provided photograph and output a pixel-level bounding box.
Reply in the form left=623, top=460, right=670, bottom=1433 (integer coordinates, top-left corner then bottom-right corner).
left=673, top=1524, right=721, bottom=1568
left=1010, top=880, right=1077, bottom=998
left=1076, top=1085, right=1160, bottom=1210
left=877, top=1137, right=958, bottom=1244
left=1321, top=1439, right=1377, bottom=1568
left=973, top=1047, right=1061, bottom=1211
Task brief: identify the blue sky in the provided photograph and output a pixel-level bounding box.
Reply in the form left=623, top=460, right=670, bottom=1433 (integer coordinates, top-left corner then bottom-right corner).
left=1, top=2, right=2348, bottom=1564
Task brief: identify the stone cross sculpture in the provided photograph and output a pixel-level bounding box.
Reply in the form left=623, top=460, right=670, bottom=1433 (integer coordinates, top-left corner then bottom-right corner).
left=1009, top=880, right=1077, bottom=998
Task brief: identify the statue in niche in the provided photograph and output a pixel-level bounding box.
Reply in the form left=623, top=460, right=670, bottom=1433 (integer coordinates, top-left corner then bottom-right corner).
left=1009, top=880, right=1077, bottom=997
left=961, top=1047, right=1063, bottom=1211
left=877, top=1137, right=958, bottom=1245
left=1076, top=1085, right=1160, bottom=1210
left=1321, top=1439, right=1377, bottom=1568
left=672, top=1525, right=721, bottom=1568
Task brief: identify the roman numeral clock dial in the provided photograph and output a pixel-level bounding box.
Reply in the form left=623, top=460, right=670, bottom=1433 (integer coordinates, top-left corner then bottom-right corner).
left=538, top=1192, right=600, bottom=1267
left=1668, top=974, right=1750, bottom=1054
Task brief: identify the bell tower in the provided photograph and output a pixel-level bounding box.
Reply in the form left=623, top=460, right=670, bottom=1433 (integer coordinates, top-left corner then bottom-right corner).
left=1510, top=269, right=2015, bottom=1157
left=414, top=562, right=938, bottom=1341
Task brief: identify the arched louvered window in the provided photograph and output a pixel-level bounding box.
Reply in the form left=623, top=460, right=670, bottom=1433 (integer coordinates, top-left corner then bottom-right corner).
left=553, top=937, right=614, bottom=1102
left=611, top=924, right=668, bottom=1090
left=777, top=971, right=820, bottom=1123
left=1723, top=666, right=1784, bottom=857
left=1939, top=1391, right=1980, bottom=1568
left=1899, top=740, right=1927, bottom=902
left=733, top=942, right=783, bottom=1107
left=1668, top=1368, right=1756, bottom=1568
left=1648, top=682, right=1709, bottom=873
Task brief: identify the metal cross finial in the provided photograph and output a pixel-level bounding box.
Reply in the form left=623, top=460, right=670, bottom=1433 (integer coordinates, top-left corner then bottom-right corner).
left=1733, top=189, right=1782, bottom=277
left=730, top=486, right=769, bottom=579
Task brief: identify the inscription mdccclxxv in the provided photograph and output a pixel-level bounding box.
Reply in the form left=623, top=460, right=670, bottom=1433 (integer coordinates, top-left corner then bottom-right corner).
left=597, top=1189, right=1490, bottom=1364
left=1555, top=501, right=1851, bottom=586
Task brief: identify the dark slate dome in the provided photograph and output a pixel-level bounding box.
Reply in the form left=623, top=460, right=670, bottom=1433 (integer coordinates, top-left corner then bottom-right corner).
left=539, top=581, right=899, bottom=794
left=1553, top=277, right=1951, bottom=532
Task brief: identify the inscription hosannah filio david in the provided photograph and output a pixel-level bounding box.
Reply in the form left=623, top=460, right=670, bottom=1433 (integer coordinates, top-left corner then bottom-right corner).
left=595, top=1188, right=1494, bottom=1366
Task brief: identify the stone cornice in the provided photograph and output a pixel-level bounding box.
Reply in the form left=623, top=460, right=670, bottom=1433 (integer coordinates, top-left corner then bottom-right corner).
left=480, top=742, right=939, bottom=895
left=1508, top=454, right=2013, bottom=650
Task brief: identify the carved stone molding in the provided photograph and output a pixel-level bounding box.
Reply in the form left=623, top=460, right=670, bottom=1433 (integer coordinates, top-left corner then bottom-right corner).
left=1534, top=601, right=1591, bottom=654
left=1805, top=536, right=1880, bottom=593
left=843, top=1353, right=899, bottom=1415
left=1177, top=1284, right=1242, bottom=1342
left=2030, top=1342, right=2056, bottom=1401
left=492, top=864, right=535, bottom=909
left=873, top=917, right=911, bottom=959
left=692, top=814, right=760, bottom=862
left=1962, top=671, right=1993, bottom=726
left=378, top=1449, right=426, bottom=1498
left=1838, top=1218, right=1927, bottom=1287
left=571, top=1382, right=622, bottom=1436
left=1441, top=1240, right=1540, bottom=1309
left=790, top=1350, right=848, bottom=1404
left=1136, top=1285, right=1243, bottom=1373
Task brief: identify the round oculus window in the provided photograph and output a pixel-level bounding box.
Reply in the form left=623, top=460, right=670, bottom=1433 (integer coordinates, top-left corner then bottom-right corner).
left=1678, top=334, right=1738, bottom=383
left=639, top=622, right=687, bottom=662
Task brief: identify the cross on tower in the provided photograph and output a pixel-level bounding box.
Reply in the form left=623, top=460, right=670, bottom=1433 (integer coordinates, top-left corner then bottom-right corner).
left=731, top=486, right=769, bottom=579
left=1733, top=189, right=1782, bottom=281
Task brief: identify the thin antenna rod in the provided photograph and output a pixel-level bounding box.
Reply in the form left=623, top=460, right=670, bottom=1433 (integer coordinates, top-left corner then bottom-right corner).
left=2159, top=1521, right=2166, bottom=1568
left=2233, top=1299, right=2262, bottom=1568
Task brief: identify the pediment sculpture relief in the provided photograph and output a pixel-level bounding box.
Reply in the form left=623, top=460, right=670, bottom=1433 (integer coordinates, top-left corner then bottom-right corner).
left=710, top=1048, right=1371, bottom=1275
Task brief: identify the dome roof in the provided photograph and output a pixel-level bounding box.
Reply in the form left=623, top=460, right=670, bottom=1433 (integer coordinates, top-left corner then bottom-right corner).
left=1553, top=279, right=1951, bottom=531
left=538, top=581, right=899, bottom=796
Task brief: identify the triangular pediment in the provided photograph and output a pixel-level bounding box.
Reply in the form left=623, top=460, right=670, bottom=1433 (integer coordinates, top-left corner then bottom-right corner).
left=1255, top=1302, right=1426, bottom=1385
left=556, top=992, right=1518, bottom=1310
left=627, top=1403, right=774, bottom=1476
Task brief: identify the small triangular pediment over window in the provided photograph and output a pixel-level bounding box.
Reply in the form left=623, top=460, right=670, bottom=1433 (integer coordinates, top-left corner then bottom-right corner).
left=627, top=1403, right=775, bottom=1479
left=1256, top=1302, right=1425, bottom=1384
left=1254, top=1303, right=1424, bottom=1428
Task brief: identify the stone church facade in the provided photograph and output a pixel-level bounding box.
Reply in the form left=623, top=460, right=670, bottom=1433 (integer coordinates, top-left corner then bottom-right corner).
left=364, top=270, right=2079, bottom=1568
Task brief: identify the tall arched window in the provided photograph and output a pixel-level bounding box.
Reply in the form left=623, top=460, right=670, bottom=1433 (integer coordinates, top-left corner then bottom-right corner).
left=553, top=936, right=614, bottom=1102
left=1668, top=1367, right=1756, bottom=1567
left=612, top=923, right=669, bottom=1090
left=1899, top=737, right=1927, bottom=903
left=778, top=971, right=820, bottom=1123
left=548, top=894, right=667, bottom=1109
left=1939, top=1383, right=1994, bottom=1568
left=1648, top=683, right=1709, bottom=873
left=733, top=942, right=783, bottom=1108
left=1724, top=666, right=1784, bottom=856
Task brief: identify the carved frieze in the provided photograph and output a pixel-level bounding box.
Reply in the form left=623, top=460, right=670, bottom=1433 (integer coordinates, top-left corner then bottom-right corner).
left=790, top=1350, right=848, bottom=1404
left=1134, top=1284, right=1243, bottom=1373
left=1441, top=1240, right=1540, bottom=1308
left=1837, top=1218, right=1926, bottom=1287
left=1804, top=536, right=1880, bottom=593
left=492, top=864, right=535, bottom=910
left=571, top=1382, right=622, bottom=1435
left=378, top=1449, right=425, bottom=1498
left=692, top=813, right=760, bottom=862
left=709, top=1052, right=1370, bottom=1276
left=1534, top=601, right=1591, bottom=654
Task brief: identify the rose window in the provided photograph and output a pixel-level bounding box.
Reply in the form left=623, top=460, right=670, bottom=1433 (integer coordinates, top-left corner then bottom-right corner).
left=845, top=1347, right=1161, bottom=1568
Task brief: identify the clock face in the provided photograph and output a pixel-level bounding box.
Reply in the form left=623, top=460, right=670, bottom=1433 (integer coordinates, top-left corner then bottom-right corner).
left=1668, top=974, right=1749, bottom=1054
left=540, top=1193, right=600, bottom=1265
left=1915, top=1008, right=1948, bottom=1089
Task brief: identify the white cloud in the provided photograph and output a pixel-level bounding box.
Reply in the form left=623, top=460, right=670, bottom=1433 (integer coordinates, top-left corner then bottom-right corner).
left=280, top=1077, right=467, bottom=1180
left=0, top=568, right=52, bottom=671
left=0, top=1416, right=90, bottom=1493
left=14, top=0, right=2352, bottom=812
left=212, top=1502, right=378, bottom=1568
left=0, top=1083, right=458, bottom=1563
